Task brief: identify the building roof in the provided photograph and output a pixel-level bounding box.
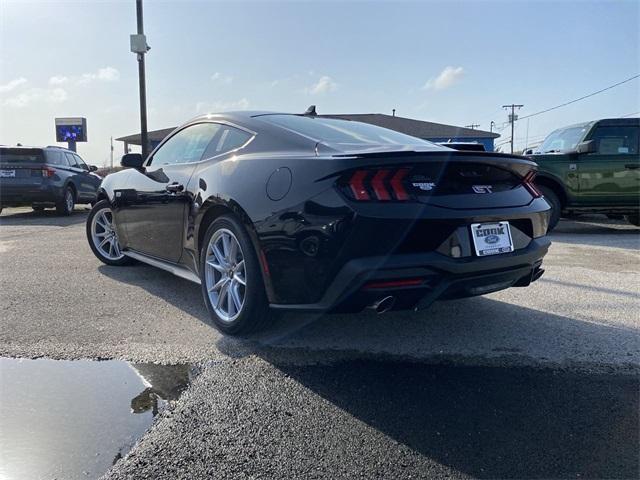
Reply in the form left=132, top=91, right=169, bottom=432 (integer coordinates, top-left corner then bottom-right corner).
left=321, top=114, right=499, bottom=139
left=115, top=112, right=499, bottom=146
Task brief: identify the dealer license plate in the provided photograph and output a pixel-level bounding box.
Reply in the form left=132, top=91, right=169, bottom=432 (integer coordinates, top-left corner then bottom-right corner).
left=0, top=170, right=16, bottom=178
left=470, top=221, right=514, bottom=257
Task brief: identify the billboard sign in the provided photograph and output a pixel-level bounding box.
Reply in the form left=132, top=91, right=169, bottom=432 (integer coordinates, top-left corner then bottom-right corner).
left=55, top=117, right=87, bottom=142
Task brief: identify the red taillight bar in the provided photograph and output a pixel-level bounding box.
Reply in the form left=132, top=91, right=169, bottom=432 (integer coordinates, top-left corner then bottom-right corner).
left=370, top=170, right=391, bottom=200
left=523, top=171, right=542, bottom=198
left=349, top=170, right=370, bottom=201
left=346, top=167, right=412, bottom=202
left=390, top=168, right=410, bottom=201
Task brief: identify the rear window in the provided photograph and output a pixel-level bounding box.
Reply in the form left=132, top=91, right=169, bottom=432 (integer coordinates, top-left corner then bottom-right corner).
left=0, top=148, right=44, bottom=164
left=259, top=115, right=435, bottom=147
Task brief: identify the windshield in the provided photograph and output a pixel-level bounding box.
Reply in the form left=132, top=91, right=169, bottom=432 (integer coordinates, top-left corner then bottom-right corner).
left=538, top=125, right=590, bottom=153
left=259, top=115, right=435, bottom=147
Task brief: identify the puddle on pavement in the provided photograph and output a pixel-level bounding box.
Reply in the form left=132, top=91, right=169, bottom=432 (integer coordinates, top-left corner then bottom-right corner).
left=0, top=357, right=194, bottom=480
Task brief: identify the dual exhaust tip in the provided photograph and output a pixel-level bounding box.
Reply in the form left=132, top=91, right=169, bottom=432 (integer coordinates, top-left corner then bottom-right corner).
left=369, top=295, right=396, bottom=314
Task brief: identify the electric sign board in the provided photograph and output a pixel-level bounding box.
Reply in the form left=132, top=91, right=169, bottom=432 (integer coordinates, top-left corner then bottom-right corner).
left=55, top=117, right=87, bottom=142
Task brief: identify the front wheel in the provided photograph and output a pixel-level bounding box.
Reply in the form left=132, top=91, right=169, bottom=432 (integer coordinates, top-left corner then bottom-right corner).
left=200, top=215, right=273, bottom=335
left=625, top=214, right=640, bottom=227
left=86, top=200, right=135, bottom=266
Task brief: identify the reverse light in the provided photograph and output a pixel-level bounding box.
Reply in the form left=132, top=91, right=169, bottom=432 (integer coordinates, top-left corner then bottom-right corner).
left=34, top=167, right=56, bottom=178
left=522, top=171, right=542, bottom=198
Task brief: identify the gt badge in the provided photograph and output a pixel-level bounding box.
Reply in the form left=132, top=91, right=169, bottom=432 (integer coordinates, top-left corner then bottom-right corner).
left=412, top=182, right=436, bottom=191
left=472, top=185, right=493, bottom=194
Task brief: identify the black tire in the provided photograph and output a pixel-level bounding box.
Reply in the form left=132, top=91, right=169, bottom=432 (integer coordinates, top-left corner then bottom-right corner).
left=32, top=205, right=45, bottom=212
left=199, top=214, right=273, bottom=335
left=56, top=186, right=75, bottom=216
left=625, top=214, right=640, bottom=227
left=86, top=200, right=136, bottom=266
left=539, top=185, right=561, bottom=232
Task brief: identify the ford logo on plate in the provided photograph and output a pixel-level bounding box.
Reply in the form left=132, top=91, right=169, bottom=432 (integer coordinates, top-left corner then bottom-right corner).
left=485, top=234, right=500, bottom=244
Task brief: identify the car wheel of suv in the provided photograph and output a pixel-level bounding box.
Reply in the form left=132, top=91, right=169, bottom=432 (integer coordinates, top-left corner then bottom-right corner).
left=200, top=215, right=273, bottom=335
left=86, top=200, right=135, bottom=266
left=539, top=185, right=561, bottom=232
left=625, top=214, right=640, bottom=227
left=56, top=186, right=75, bottom=216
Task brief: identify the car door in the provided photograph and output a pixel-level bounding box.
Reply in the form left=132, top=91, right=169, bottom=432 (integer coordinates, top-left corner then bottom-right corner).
left=577, top=125, right=640, bottom=205
left=119, top=122, right=222, bottom=262
left=71, top=153, right=101, bottom=201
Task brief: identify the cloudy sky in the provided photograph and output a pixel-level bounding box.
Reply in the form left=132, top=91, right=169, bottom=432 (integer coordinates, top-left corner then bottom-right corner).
left=1, top=0, right=638, bottom=164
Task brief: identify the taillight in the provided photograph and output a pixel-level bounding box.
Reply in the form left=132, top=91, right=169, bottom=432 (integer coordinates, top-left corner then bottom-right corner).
left=42, top=167, right=56, bottom=178
left=345, top=168, right=412, bottom=202
left=522, top=171, right=542, bottom=198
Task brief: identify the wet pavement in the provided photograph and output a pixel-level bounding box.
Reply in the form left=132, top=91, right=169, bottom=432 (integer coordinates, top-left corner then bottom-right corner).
left=0, top=358, right=193, bottom=480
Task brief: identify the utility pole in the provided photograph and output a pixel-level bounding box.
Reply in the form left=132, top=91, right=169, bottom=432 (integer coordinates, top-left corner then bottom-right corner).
left=465, top=123, right=480, bottom=130
left=502, top=104, right=523, bottom=153
left=110, top=136, right=114, bottom=168
left=131, top=0, right=151, bottom=159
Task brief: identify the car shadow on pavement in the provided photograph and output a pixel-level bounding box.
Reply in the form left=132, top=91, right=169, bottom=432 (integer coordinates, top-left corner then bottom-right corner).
left=97, top=263, right=640, bottom=477
left=0, top=208, right=89, bottom=227
left=272, top=360, right=639, bottom=479
left=552, top=217, right=640, bottom=250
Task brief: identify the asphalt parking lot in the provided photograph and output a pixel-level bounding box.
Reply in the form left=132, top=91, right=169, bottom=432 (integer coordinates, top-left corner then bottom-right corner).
left=1, top=207, right=639, bottom=478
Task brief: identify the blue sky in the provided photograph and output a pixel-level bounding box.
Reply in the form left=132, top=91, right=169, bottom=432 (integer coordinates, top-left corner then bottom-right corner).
left=1, top=0, right=638, bottom=164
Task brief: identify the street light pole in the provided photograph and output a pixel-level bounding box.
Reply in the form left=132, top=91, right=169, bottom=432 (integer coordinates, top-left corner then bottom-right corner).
left=131, top=0, right=150, bottom=159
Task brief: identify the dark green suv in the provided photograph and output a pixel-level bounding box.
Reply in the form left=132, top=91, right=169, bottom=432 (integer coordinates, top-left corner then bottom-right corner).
left=528, top=118, right=639, bottom=230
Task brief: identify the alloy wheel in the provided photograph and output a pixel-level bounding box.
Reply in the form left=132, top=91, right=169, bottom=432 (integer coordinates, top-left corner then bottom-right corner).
left=91, top=207, right=124, bottom=261
left=65, top=189, right=74, bottom=212
left=205, top=228, right=246, bottom=323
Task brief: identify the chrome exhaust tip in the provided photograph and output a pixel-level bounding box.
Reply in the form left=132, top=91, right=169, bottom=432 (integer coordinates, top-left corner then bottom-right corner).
left=369, top=296, right=396, bottom=314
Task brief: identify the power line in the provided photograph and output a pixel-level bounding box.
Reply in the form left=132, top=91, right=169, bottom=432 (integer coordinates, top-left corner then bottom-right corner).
left=621, top=111, right=640, bottom=118
left=517, top=74, right=640, bottom=121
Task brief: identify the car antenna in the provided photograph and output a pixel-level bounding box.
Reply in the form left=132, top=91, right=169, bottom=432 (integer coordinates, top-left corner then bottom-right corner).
left=304, top=105, right=317, bottom=116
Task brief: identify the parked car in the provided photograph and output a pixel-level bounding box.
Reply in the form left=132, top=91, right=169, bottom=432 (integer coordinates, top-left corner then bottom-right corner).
left=0, top=145, right=101, bottom=215
left=86, top=110, right=551, bottom=334
left=527, top=118, right=640, bottom=229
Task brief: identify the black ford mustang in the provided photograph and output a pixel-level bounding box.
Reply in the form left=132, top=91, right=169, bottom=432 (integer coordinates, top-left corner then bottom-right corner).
left=87, top=110, right=551, bottom=334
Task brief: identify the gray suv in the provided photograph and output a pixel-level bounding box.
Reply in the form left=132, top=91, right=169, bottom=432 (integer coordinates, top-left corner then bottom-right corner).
left=0, top=145, right=101, bottom=215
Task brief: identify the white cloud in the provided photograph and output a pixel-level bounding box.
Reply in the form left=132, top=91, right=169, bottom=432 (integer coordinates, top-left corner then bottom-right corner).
left=78, top=66, right=120, bottom=84
left=423, top=66, right=465, bottom=90
left=306, top=75, right=337, bottom=95
left=49, top=75, right=69, bottom=85
left=210, top=72, right=233, bottom=85
left=1, top=87, right=68, bottom=108
left=0, top=77, right=27, bottom=93
left=195, top=98, right=250, bottom=113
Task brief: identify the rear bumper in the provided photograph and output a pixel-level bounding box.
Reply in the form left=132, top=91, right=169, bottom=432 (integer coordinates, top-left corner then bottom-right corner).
left=0, top=184, right=63, bottom=206
left=270, top=236, right=551, bottom=312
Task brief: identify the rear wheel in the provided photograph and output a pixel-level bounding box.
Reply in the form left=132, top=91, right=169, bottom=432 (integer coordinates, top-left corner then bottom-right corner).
left=539, top=185, right=561, bottom=232
left=625, top=214, right=640, bottom=227
left=56, top=186, right=75, bottom=216
left=86, top=200, right=135, bottom=266
left=200, top=215, right=272, bottom=335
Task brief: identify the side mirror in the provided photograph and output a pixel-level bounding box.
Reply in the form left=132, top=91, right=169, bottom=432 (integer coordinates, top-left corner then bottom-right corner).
left=121, top=153, right=144, bottom=168
left=89, top=165, right=98, bottom=172
left=576, top=140, right=596, bottom=154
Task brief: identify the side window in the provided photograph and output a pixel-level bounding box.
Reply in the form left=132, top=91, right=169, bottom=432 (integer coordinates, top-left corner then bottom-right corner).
left=150, top=123, right=222, bottom=166
left=46, top=150, right=64, bottom=165
left=64, top=153, right=76, bottom=167
left=590, top=126, right=639, bottom=155
left=73, top=154, right=88, bottom=170
left=202, top=125, right=252, bottom=160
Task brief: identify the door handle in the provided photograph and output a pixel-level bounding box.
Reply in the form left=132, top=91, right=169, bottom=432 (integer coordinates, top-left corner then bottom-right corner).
left=166, top=182, right=184, bottom=193
left=625, top=164, right=639, bottom=170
